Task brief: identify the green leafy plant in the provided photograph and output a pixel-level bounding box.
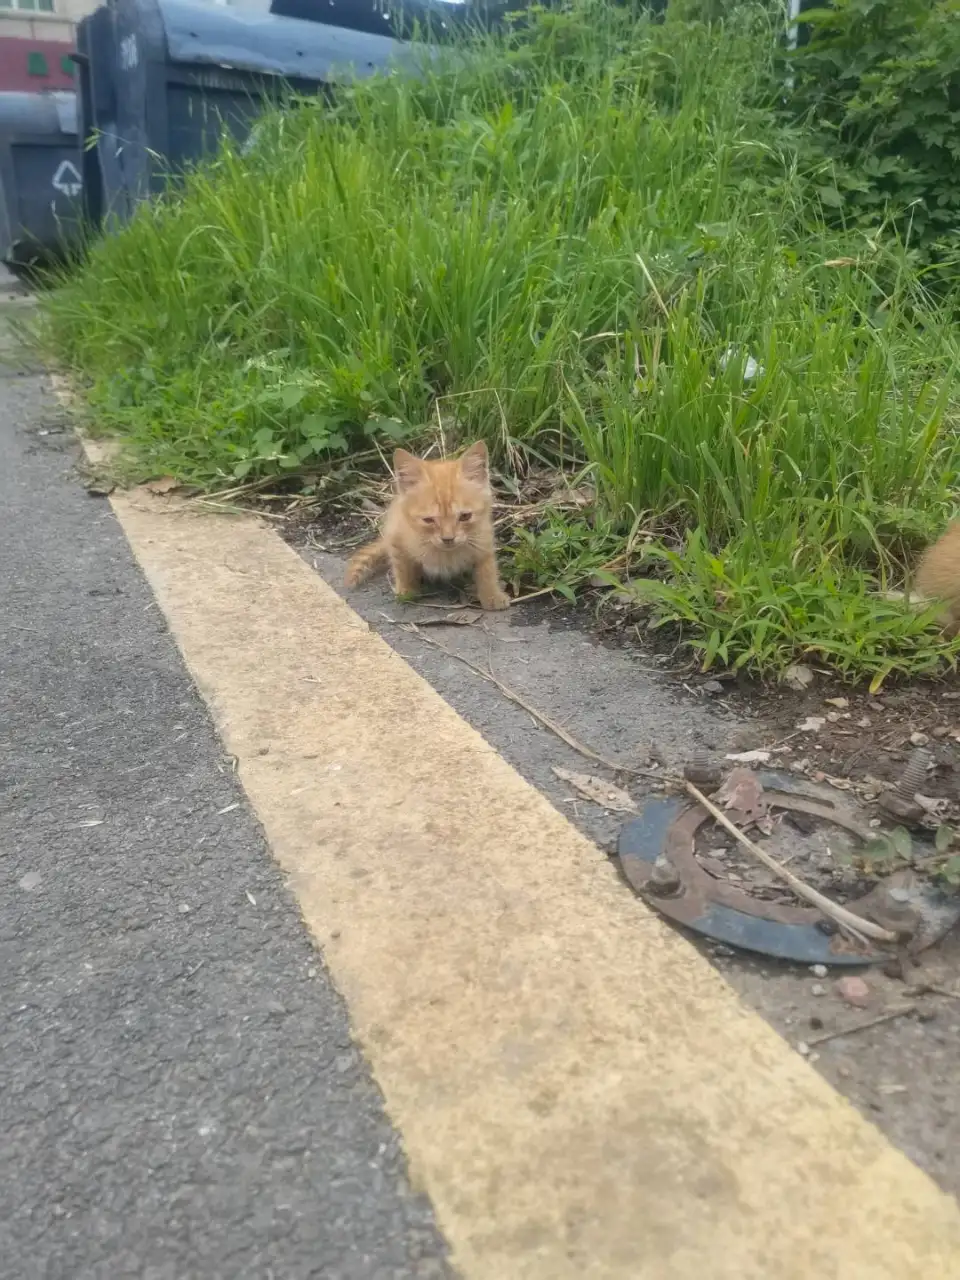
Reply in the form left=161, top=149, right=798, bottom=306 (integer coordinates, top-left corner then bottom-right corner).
left=35, top=1, right=960, bottom=680
left=855, top=822, right=960, bottom=892
left=790, top=0, right=960, bottom=261
left=606, top=527, right=960, bottom=685
left=505, top=510, right=624, bottom=601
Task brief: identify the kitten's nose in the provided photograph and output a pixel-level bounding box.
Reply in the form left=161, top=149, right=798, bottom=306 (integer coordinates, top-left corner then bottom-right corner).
left=441, top=536, right=456, bottom=546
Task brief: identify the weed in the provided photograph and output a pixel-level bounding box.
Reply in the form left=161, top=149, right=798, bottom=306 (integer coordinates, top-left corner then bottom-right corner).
left=606, top=527, right=960, bottom=686
left=854, top=823, right=960, bottom=893
left=36, top=1, right=960, bottom=681
left=504, top=510, right=624, bottom=601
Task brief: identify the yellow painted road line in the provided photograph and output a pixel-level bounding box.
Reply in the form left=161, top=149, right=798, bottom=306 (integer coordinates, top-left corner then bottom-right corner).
left=105, top=489, right=960, bottom=1279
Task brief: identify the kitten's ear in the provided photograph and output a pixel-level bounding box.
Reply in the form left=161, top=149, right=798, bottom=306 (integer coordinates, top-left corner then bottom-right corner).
left=393, top=449, right=424, bottom=492
left=458, top=440, right=489, bottom=485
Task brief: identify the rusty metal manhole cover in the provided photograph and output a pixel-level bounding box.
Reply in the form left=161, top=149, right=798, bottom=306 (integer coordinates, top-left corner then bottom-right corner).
left=616, top=770, right=960, bottom=966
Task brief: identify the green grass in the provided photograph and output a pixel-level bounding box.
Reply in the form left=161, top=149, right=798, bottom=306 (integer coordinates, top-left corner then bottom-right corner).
left=37, top=1, right=960, bottom=683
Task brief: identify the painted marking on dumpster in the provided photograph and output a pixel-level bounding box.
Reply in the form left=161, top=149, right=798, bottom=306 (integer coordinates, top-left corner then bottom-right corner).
left=63, top=418, right=960, bottom=1279
left=119, top=33, right=138, bottom=72
left=52, top=161, right=82, bottom=197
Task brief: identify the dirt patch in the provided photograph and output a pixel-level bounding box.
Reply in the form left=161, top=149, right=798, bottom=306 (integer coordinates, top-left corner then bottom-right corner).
left=720, top=675, right=960, bottom=801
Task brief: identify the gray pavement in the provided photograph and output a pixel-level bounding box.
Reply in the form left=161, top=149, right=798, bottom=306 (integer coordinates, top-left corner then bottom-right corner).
left=0, top=320, right=451, bottom=1277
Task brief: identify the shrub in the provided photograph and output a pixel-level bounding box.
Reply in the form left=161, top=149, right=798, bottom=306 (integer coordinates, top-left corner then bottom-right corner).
left=791, top=0, right=960, bottom=262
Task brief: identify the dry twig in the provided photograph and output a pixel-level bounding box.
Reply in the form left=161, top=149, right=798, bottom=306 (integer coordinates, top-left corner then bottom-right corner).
left=907, top=983, right=960, bottom=1002
left=399, top=623, right=663, bottom=780
left=806, top=1006, right=916, bottom=1047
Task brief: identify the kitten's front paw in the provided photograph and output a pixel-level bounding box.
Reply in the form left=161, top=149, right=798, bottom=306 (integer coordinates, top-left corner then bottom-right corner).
left=480, top=588, right=512, bottom=612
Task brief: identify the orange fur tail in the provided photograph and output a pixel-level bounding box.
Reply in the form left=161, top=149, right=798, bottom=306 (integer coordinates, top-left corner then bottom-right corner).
left=345, top=538, right=389, bottom=587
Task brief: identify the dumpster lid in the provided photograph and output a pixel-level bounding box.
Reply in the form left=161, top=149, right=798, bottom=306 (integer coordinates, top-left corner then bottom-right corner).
left=158, top=0, right=428, bottom=80
left=0, top=91, right=77, bottom=136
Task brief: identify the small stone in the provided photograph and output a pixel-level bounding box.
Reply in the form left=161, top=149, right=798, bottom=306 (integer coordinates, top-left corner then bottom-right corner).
left=909, top=731, right=930, bottom=747
left=18, top=872, right=42, bottom=891
left=796, top=1041, right=811, bottom=1056
left=810, top=964, right=828, bottom=978
left=307, top=966, right=317, bottom=978
left=811, top=983, right=825, bottom=996
left=784, top=663, right=815, bottom=691
left=933, top=727, right=950, bottom=739
left=702, top=679, right=724, bottom=695
left=798, top=715, right=826, bottom=732
left=824, top=697, right=849, bottom=709
left=177, top=902, right=191, bottom=915
left=836, top=975, right=871, bottom=1008
left=856, top=716, right=872, bottom=729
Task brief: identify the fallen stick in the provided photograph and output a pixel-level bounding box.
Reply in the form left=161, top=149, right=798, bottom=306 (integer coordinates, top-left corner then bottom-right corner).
left=400, top=623, right=664, bottom=781
left=806, top=1006, right=916, bottom=1047
left=683, top=780, right=898, bottom=945
left=907, top=983, right=960, bottom=1002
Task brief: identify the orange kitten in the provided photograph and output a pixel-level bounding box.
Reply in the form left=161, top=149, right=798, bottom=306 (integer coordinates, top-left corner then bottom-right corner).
left=345, top=440, right=510, bottom=611
left=915, top=521, right=960, bottom=634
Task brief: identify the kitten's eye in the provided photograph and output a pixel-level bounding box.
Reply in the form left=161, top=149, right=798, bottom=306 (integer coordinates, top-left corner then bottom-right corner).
left=458, top=511, right=473, bottom=523
left=421, top=516, right=437, bottom=526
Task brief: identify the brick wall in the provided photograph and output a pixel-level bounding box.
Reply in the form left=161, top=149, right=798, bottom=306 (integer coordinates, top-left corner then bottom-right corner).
left=0, top=34, right=75, bottom=91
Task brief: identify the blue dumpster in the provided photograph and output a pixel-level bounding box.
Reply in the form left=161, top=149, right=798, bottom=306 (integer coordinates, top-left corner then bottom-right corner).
left=0, top=92, right=84, bottom=264
left=76, top=0, right=439, bottom=226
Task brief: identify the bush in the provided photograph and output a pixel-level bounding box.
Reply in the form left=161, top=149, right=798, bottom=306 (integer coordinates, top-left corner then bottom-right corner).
left=791, top=0, right=960, bottom=262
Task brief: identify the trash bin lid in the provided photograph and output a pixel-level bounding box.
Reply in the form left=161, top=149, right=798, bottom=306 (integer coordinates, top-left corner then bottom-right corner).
left=157, top=0, right=427, bottom=80
left=0, top=92, right=77, bottom=137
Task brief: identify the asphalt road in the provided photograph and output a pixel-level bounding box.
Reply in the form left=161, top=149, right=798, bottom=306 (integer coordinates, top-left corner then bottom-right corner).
left=0, top=325, right=451, bottom=1277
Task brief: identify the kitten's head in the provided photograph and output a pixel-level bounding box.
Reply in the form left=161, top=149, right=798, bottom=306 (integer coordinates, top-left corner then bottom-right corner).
left=393, top=441, right=493, bottom=552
